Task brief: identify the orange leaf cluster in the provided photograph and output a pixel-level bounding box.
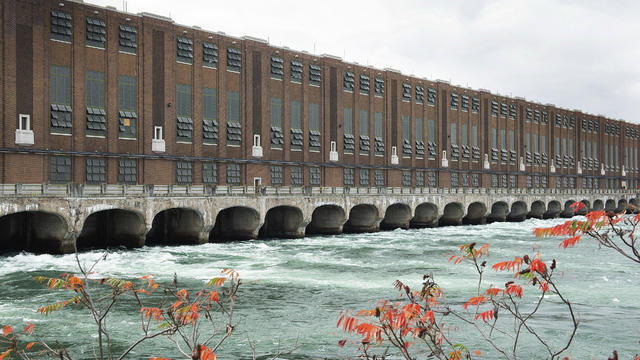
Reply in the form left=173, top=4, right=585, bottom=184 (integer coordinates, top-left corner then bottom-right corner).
left=475, top=309, right=494, bottom=322
left=491, top=257, right=523, bottom=272
left=140, top=307, right=164, bottom=322
left=529, top=258, right=546, bottom=274
left=463, top=296, right=486, bottom=309
left=505, top=283, right=523, bottom=298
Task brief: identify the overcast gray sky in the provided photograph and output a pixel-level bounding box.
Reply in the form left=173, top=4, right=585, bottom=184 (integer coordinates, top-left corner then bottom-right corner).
left=90, top=0, right=640, bottom=123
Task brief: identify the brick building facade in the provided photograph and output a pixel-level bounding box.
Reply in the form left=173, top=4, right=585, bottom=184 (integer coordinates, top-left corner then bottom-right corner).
left=1, top=0, right=638, bottom=189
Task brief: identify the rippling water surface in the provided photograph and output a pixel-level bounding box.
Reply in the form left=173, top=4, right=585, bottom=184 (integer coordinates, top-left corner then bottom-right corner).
left=1, top=218, right=639, bottom=359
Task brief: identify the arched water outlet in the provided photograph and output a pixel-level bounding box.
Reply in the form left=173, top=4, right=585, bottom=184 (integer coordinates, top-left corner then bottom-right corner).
left=629, top=198, right=639, bottom=213
left=439, top=202, right=464, bottom=226
left=560, top=200, right=577, bottom=218
left=306, top=205, right=346, bottom=235
left=410, top=202, right=439, bottom=228
left=544, top=201, right=562, bottom=219
left=259, top=205, right=305, bottom=239
left=593, top=199, right=604, bottom=211
left=0, top=211, right=72, bottom=254
left=380, top=203, right=411, bottom=230
left=507, top=201, right=528, bottom=222
left=343, top=204, right=380, bottom=233
left=576, top=200, right=590, bottom=216
left=462, top=202, right=487, bottom=225
left=76, top=209, right=146, bottom=250
left=616, top=199, right=628, bottom=213
left=528, top=201, right=546, bottom=219
left=210, top=206, right=261, bottom=242
left=487, top=201, right=509, bottom=223
left=146, top=208, right=206, bottom=245
left=605, top=199, right=616, bottom=212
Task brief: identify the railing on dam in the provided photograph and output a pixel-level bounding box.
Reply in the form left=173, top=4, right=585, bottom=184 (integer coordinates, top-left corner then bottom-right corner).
left=0, top=183, right=635, bottom=198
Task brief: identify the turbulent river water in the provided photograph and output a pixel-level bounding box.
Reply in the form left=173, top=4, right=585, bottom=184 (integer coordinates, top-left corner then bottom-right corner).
left=1, top=217, right=639, bottom=359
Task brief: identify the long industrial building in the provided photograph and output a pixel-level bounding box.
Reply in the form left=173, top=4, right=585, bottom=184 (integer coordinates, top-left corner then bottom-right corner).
left=1, top=0, right=638, bottom=191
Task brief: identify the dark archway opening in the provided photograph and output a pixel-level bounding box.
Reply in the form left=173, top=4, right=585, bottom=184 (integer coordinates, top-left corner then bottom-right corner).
left=380, top=203, right=412, bottom=230
left=439, top=202, right=464, bottom=226
left=0, top=211, right=71, bottom=254
left=210, top=206, right=261, bottom=242
left=146, top=208, right=206, bottom=245
left=259, top=206, right=305, bottom=239
left=462, top=202, right=486, bottom=225
left=76, top=209, right=146, bottom=250
left=343, top=204, right=380, bottom=233
left=411, top=202, right=439, bottom=228
left=306, top=205, right=345, bottom=235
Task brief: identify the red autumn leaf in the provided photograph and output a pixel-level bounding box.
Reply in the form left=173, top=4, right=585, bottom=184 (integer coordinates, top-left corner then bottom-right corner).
left=2, top=325, right=12, bottom=336
left=25, top=342, right=37, bottom=350
left=24, top=323, right=34, bottom=335
left=475, top=309, right=494, bottom=322
left=463, top=296, right=486, bottom=309
left=338, top=339, right=347, bottom=347
left=530, top=258, right=547, bottom=274
left=491, top=257, right=523, bottom=272
left=539, top=281, right=550, bottom=293
left=505, top=283, right=523, bottom=298
left=485, top=287, right=503, bottom=297
left=420, top=310, right=435, bottom=324
left=559, top=235, right=581, bottom=249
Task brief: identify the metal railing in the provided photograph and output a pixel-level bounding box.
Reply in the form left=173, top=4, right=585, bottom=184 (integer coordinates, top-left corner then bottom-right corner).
left=0, top=183, right=636, bottom=198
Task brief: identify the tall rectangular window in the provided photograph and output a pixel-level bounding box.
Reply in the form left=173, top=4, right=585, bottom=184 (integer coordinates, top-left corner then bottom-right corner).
left=309, top=64, right=321, bottom=86
left=202, top=42, right=218, bottom=68
left=118, top=75, right=137, bottom=138
left=50, top=156, right=71, bottom=184
left=270, top=97, right=283, bottom=149
left=290, top=166, right=303, bottom=186
left=359, top=110, right=370, bottom=154
left=226, top=163, right=241, bottom=185
left=51, top=11, right=72, bottom=42
left=402, top=116, right=411, bottom=156
left=415, top=117, right=424, bottom=157
left=50, top=66, right=72, bottom=134
left=374, top=112, right=384, bottom=155
left=568, top=139, right=574, bottom=157
left=203, top=162, right=217, bottom=184
left=525, top=133, right=531, bottom=151
left=176, top=36, right=193, bottom=64
left=309, top=103, right=320, bottom=150
left=428, top=119, right=435, bottom=143
left=118, top=25, right=137, bottom=54
left=343, top=108, right=354, bottom=153
left=118, top=159, right=137, bottom=184
left=509, top=130, right=515, bottom=151
left=491, top=128, right=497, bottom=148
left=270, top=165, right=283, bottom=186
left=290, top=100, right=303, bottom=150
left=450, top=123, right=457, bottom=145
left=226, top=91, right=241, bottom=146
left=176, top=84, right=193, bottom=142
left=460, top=123, right=467, bottom=146
left=86, top=17, right=106, bottom=48
left=533, top=134, right=539, bottom=153
left=203, top=88, right=218, bottom=144
left=86, top=158, right=106, bottom=184
left=226, top=47, right=242, bottom=72
left=310, top=167, right=321, bottom=185
left=86, top=71, right=106, bottom=136
left=176, top=161, right=192, bottom=184
left=343, top=168, right=354, bottom=186
left=541, top=135, right=546, bottom=153
left=499, top=129, right=506, bottom=149
left=472, top=125, right=478, bottom=147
